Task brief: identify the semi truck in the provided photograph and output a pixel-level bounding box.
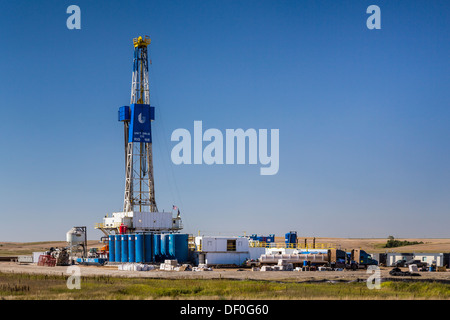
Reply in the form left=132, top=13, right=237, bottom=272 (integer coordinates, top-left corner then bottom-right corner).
left=347, top=249, right=378, bottom=269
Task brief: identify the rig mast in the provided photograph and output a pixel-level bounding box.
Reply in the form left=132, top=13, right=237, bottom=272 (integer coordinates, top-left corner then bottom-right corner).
left=122, top=36, right=157, bottom=213
left=95, top=36, right=182, bottom=236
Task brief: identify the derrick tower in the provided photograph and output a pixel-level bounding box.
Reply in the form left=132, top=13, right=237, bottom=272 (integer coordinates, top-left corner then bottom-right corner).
left=95, top=36, right=182, bottom=236
left=121, top=36, right=157, bottom=213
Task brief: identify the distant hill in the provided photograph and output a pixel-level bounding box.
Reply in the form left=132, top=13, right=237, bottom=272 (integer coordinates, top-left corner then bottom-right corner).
left=0, top=240, right=101, bottom=256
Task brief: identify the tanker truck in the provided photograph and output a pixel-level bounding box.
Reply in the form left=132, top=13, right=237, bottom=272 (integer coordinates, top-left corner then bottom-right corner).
left=257, top=248, right=346, bottom=268
left=256, top=248, right=377, bottom=269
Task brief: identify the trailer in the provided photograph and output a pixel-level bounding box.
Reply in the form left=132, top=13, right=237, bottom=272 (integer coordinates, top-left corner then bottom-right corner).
left=76, top=258, right=107, bottom=266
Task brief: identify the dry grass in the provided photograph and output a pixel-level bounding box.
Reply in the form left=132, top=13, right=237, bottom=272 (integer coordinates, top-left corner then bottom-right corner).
left=0, top=240, right=100, bottom=256
left=1, top=271, right=450, bottom=300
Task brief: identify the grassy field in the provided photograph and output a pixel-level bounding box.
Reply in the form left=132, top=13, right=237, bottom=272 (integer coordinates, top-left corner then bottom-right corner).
left=1, top=271, right=450, bottom=300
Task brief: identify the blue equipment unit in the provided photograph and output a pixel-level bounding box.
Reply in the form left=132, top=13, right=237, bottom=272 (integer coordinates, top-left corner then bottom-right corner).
left=128, top=104, right=155, bottom=143
left=135, top=234, right=144, bottom=263
left=121, top=234, right=128, bottom=263
left=285, top=231, right=297, bottom=245
left=109, top=235, right=115, bottom=262
left=77, top=258, right=107, bottom=266
left=144, top=233, right=153, bottom=262
left=128, top=234, right=135, bottom=263
left=115, top=235, right=121, bottom=262
left=118, top=106, right=131, bottom=122
left=249, top=234, right=275, bottom=243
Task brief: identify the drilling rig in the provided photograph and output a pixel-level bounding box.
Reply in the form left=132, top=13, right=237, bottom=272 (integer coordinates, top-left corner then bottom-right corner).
left=95, top=36, right=183, bottom=236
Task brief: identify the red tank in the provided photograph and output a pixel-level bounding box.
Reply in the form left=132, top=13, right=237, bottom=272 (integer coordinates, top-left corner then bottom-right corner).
left=119, top=224, right=128, bottom=234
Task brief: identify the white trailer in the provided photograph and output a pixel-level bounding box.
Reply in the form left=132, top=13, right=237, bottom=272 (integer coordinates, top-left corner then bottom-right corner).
left=195, top=236, right=251, bottom=266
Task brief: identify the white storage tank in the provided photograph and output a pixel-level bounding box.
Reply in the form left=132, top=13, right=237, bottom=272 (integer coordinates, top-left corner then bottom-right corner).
left=66, top=227, right=86, bottom=246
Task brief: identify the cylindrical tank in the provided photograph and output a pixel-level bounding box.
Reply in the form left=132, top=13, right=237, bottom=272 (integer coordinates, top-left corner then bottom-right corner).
left=115, top=234, right=121, bottom=262
left=66, top=227, right=86, bottom=246
left=144, top=233, right=152, bottom=263
left=121, top=234, right=128, bottom=263
left=174, top=234, right=189, bottom=263
left=135, top=234, right=144, bottom=263
left=168, top=234, right=176, bottom=259
left=153, top=234, right=161, bottom=262
left=109, top=235, right=115, bottom=262
left=160, top=234, right=169, bottom=258
left=128, top=234, right=135, bottom=263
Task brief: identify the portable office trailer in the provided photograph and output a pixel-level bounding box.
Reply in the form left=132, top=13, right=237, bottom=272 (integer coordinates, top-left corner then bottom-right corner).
left=413, top=253, right=444, bottom=267
left=195, top=236, right=250, bottom=266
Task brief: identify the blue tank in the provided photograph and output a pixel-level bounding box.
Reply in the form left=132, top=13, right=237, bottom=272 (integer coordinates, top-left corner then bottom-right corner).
left=128, top=234, right=135, bottom=262
left=114, top=235, right=121, bottom=262
left=108, top=235, right=115, bottom=262
left=174, top=234, right=189, bottom=262
left=153, top=234, right=161, bottom=262
left=168, top=234, right=176, bottom=259
left=121, top=234, right=128, bottom=263
left=160, top=234, right=167, bottom=258
left=135, top=234, right=144, bottom=263
left=144, top=233, right=153, bottom=263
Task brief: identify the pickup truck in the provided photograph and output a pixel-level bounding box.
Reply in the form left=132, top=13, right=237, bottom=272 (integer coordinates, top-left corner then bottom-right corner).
left=395, top=259, right=427, bottom=268
left=394, top=259, right=407, bottom=267
left=405, top=259, right=427, bottom=268
left=244, top=259, right=260, bottom=268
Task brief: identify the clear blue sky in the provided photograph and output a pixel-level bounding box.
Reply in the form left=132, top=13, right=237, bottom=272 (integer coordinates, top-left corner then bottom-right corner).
left=0, top=1, right=449, bottom=241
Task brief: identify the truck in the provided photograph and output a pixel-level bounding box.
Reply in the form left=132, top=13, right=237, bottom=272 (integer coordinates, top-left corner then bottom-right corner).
left=395, top=259, right=427, bottom=268
left=347, top=249, right=378, bottom=269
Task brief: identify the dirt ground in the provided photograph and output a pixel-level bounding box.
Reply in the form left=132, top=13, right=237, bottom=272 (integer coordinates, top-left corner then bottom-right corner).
left=0, top=262, right=449, bottom=283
